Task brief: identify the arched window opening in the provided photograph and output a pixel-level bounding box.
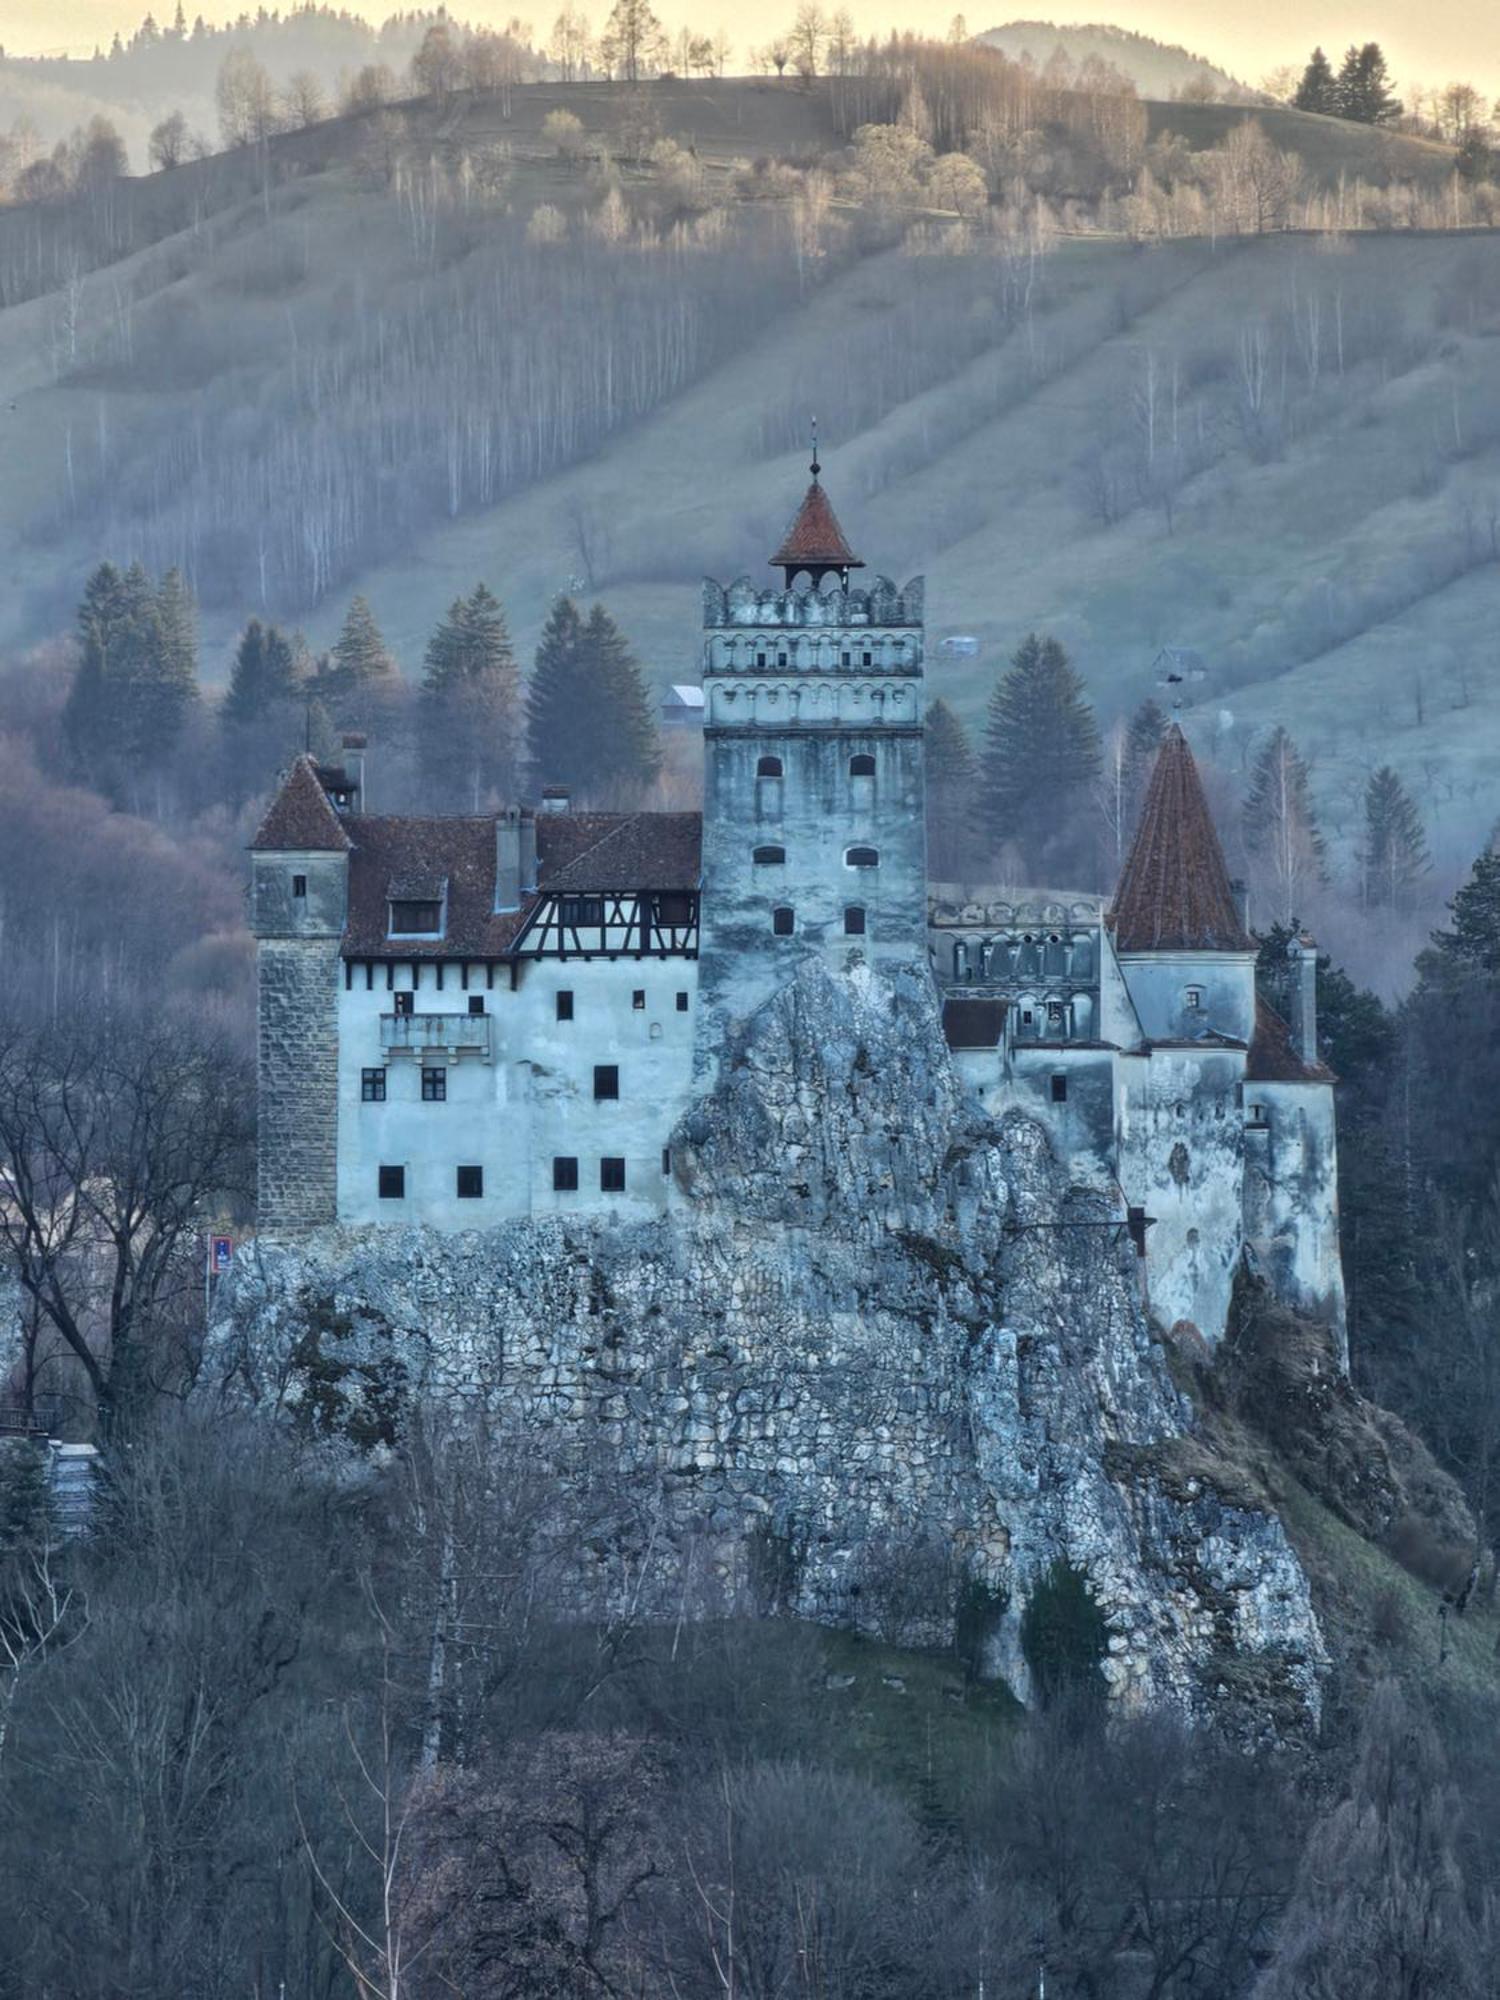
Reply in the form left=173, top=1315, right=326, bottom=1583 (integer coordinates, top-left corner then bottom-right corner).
left=772, top=906, right=795, bottom=936
left=849, top=753, right=876, bottom=777
left=756, top=755, right=783, bottom=778
left=844, top=906, right=866, bottom=936
left=753, top=845, right=786, bottom=865
left=845, top=845, right=880, bottom=868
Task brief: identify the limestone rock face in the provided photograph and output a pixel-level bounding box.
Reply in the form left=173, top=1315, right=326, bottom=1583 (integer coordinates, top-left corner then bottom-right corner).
left=211, top=959, right=1324, bottom=1728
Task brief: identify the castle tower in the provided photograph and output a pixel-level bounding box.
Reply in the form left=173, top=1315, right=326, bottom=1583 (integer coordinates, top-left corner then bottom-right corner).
left=249, top=756, right=351, bottom=1228
left=696, top=455, right=927, bottom=1050
left=1109, top=723, right=1256, bottom=1042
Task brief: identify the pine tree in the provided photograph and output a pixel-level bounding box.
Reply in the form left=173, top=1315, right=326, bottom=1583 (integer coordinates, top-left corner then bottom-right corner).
left=1292, top=46, right=1337, bottom=114
left=223, top=619, right=300, bottom=729
left=1429, top=847, right=1500, bottom=978
left=1243, top=725, right=1326, bottom=925
left=63, top=561, right=128, bottom=774
left=925, top=698, right=977, bottom=881
left=323, top=594, right=397, bottom=716
left=418, top=585, right=521, bottom=807
left=1335, top=42, right=1402, bottom=125
left=527, top=595, right=589, bottom=789
left=981, top=633, right=1101, bottom=858
left=586, top=603, right=660, bottom=798
left=1360, top=766, right=1429, bottom=910
left=140, top=565, right=199, bottom=752
left=527, top=598, right=659, bottom=802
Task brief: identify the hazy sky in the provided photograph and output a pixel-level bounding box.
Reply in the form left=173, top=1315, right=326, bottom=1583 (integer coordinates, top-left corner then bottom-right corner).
left=7, top=0, right=1496, bottom=99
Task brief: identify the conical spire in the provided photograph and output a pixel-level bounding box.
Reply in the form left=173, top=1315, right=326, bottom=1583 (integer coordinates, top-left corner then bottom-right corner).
left=771, top=428, right=863, bottom=582
left=1110, top=724, right=1250, bottom=951
left=250, top=753, right=353, bottom=852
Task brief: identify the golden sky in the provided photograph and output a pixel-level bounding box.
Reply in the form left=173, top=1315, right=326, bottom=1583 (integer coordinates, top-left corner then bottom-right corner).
left=6, top=0, right=1496, bottom=99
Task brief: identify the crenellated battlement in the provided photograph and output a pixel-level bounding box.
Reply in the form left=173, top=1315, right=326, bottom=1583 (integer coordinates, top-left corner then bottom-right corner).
left=702, top=575, right=925, bottom=630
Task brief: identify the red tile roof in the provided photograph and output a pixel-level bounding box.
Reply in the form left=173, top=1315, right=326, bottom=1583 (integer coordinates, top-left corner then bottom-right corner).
left=1247, top=997, right=1334, bottom=1083
left=1109, top=726, right=1252, bottom=953
left=250, top=755, right=353, bottom=853
left=340, top=810, right=702, bottom=959
left=771, top=479, right=863, bottom=572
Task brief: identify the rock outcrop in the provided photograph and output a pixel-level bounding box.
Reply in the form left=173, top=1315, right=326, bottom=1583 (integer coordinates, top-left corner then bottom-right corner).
left=210, top=959, right=1325, bottom=1727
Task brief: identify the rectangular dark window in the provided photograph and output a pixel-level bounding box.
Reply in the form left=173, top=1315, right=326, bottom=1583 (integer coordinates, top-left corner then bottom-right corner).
left=553, top=1156, right=579, bottom=1191
left=468, top=994, right=485, bottom=1015
left=394, top=990, right=415, bottom=1018
left=361, top=1067, right=386, bottom=1102
left=390, top=899, right=442, bottom=935
left=661, top=1146, right=671, bottom=1177
left=676, top=991, right=689, bottom=1012
left=632, top=989, right=646, bottom=1010
left=559, top=895, right=604, bottom=927
left=594, top=1065, right=619, bottom=1100
left=772, top=907, right=795, bottom=937
left=456, top=1165, right=483, bottom=1199
left=556, top=990, right=574, bottom=1022
left=844, top=906, right=866, bottom=936
left=654, top=892, right=693, bottom=927
left=1050, top=1074, right=1068, bottom=1103
left=291, top=873, right=307, bottom=899
left=378, top=1164, right=405, bottom=1200
left=421, top=1067, right=447, bottom=1102
left=600, top=1156, right=626, bottom=1192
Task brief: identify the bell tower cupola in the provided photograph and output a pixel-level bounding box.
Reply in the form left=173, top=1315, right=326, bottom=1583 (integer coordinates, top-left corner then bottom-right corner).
left=770, top=428, right=865, bottom=590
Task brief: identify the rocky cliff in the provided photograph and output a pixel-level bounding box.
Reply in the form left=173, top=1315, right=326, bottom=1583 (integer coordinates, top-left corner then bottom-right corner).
left=210, top=958, right=1325, bottom=1726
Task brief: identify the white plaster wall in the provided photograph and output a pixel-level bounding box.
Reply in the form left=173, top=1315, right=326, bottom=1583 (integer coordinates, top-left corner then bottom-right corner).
left=1244, top=1081, right=1347, bottom=1358
left=1097, top=932, right=1144, bottom=1049
left=336, top=957, right=699, bottom=1227
left=1116, top=1047, right=1247, bottom=1341
left=1117, top=952, right=1256, bottom=1045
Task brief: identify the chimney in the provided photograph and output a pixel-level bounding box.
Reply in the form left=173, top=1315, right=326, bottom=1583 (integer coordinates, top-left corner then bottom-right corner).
left=519, top=805, right=537, bottom=893
left=1230, top=877, right=1250, bottom=931
left=1287, top=934, right=1318, bottom=1067
left=540, top=786, right=571, bottom=815
left=495, top=808, right=523, bottom=913
left=341, top=733, right=368, bottom=812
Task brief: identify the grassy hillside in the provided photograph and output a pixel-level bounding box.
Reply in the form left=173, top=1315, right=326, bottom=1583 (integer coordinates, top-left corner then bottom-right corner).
left=977, top=18, right=1250, bottom=100
left=0, top=76, right=1494, bottom=876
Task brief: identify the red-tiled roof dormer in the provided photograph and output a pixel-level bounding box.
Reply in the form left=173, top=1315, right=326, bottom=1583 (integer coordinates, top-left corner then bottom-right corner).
left=251, top=754, right=352, bottom=852
left=771, top=479, right=863, bottom=579
left=1110, top=724, right=1252, bottom=952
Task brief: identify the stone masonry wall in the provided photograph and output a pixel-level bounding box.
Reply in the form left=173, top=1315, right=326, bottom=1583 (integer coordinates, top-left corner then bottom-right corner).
left=257, top=937, right=341, bottom=1228
left=217, top=958, right=1325, bottom=1728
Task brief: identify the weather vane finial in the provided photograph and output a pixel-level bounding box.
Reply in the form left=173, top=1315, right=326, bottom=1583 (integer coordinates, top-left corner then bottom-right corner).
left=810, top=416, right=820, bottom=481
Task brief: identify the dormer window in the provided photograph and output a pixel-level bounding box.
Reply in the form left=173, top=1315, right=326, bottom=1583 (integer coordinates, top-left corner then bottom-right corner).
left=388, top=880, right=446, bottom=939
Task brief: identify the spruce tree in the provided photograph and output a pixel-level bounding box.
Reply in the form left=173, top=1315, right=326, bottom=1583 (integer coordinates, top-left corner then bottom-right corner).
left=1429, top=847, right=1500, bottom=978
left=1335, top=42, right=1402, bottom=125
left=1361, top=766, right=1429, bottom=910
left=63, top=561, right=128, bottom=774
left=925, top=698, right=977, bottom=881
left=1243, top=725, right=1326, bottom=925
left=1292, top=46, right=1337, bottom=114
left=324, top=594, right=397, bottom=714
left=418, top=584, right=521, bottom=807
left=141, top=565, right=199, bottom=752
left=223, top=619, right=300, bottom=729
left=980, top=633, right=1101, bottom=858
left=586, top=602, right=659, bottom=798
left=527, top=595, right=589, bottom=790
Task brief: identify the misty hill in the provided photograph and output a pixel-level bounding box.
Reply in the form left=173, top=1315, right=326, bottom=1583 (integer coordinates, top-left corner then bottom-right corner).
left=0, top=74, right=1494, bottom=878
left=975, top=20, right=1253, bottom=101
left=0, top=6, right=445, bottom=165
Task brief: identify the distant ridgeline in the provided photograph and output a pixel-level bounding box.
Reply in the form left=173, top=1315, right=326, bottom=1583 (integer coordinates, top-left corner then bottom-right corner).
left=248, top=458, right=1344, bottom=1355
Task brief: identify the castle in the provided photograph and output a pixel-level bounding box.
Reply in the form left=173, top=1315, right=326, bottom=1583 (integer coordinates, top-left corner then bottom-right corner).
left=251, top=464, right=1344, bottom=1352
